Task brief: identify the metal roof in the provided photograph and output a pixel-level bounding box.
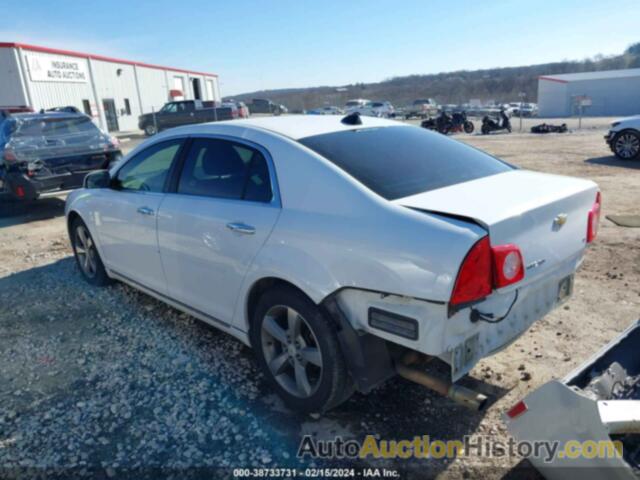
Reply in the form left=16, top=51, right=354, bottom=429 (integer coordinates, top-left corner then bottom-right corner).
left=0, top=42, right=217, bottom=78
left=539, top=68, right=640, bottom=83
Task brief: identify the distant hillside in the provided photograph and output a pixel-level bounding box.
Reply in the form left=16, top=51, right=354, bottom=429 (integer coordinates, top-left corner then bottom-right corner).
left=229, top=43, right=640, bottom=111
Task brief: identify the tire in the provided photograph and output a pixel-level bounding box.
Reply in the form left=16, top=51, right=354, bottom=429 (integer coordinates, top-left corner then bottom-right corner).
left=613, top=130, right=640, bottom=160
left=463, top=121, right=474, bottom=134
left=250, top=285, right=352, bottom=413
left=144, top=124, right=157, bottom=136
left=70, top=216, right=112, bottom=287
left=481, top=124, right=490, bottom=135
left=507, top=126, right=512, bottom=133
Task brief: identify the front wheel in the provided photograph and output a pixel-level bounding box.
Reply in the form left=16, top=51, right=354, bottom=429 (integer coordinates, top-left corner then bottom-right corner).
left=251, top=286, right=352, bottom=413
left=613, top=130, right=640, bottom=160
left=144, top=124, right=157, bottom=136
left=463, top=121, right=474, bottom=134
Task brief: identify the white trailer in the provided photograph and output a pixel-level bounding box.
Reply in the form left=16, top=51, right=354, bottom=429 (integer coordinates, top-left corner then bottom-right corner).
left=505, top=319, right=640, bottom=479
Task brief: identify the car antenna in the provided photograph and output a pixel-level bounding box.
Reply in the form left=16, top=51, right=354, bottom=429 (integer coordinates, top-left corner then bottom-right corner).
left=341, top=112, right=362, bottom=126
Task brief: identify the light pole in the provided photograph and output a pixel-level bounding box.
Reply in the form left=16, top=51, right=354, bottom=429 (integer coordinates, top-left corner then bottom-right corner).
left=518, top=92, right=526, bottom=132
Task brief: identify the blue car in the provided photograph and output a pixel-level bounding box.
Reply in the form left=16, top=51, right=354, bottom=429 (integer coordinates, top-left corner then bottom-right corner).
left=0, top=112, right=121, bottom=201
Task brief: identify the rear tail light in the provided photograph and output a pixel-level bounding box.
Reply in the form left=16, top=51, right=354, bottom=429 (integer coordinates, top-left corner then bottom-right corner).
left=15, top=185, right=25, bottom=198
left=586, top=191, right=601, bottom=243
left=450, top=237, right=524, bottom=307
left=492, top=244, right=524, bottom=288
left=506, top=400, right=528, bottom=419
left=450, top=237, right=493, bottom=306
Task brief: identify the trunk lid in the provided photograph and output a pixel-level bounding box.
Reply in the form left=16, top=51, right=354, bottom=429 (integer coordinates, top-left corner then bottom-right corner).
left=394, top=170, right=599, bottom=284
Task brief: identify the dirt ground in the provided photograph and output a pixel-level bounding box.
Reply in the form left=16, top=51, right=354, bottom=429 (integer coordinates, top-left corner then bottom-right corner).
left=0, top=117, right=638, bottom=478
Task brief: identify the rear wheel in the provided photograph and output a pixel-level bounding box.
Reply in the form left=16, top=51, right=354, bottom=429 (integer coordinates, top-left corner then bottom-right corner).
left=481, top=124, right=490, bottom=135
left=613, top=130, right=640, bottom=160
left=251, top=286, right=352, bottom=413
left=70, top=217, right=111, bottom=286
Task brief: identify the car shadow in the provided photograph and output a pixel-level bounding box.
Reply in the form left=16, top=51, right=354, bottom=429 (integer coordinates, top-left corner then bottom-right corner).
left=0, top=196, right=66, bottom=228
left=0, top=258, right=517, bottom=478
left=585, top=155, right=640, bottom=169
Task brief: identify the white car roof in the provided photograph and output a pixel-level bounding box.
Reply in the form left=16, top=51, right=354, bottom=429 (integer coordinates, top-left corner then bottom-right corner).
left=225, top=114, right=402, bottom=140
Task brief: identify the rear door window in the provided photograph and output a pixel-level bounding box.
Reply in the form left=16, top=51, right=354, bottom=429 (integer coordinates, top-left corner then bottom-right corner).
left=299, top=126, right=513, bottom=200
left=177, top=138, right=272, bottom=202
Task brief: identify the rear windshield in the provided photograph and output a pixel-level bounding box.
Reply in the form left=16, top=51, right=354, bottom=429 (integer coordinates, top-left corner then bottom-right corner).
left=299, top=126, right=513, bottom=200
left=15, top=117, right=99, bottom=137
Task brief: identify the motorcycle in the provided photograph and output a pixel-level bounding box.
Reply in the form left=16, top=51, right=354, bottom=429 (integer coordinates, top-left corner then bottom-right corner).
left=421, top=111, right=474, bottom=135
left=481, top=110, right=512, bottom=134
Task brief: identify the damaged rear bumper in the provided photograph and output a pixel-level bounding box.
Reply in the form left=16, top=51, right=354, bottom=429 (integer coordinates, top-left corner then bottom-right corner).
left=332, top=251, right=582, bottom=382
left=505, top=319, right=640, bottom=479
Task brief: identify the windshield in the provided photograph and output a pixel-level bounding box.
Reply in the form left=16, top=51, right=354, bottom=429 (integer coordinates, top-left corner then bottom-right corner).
left=14, top=116, right=100, bottom=137
left=299, top=126, right=513, bottom=200
left=345, top=101, right=360, bottom=107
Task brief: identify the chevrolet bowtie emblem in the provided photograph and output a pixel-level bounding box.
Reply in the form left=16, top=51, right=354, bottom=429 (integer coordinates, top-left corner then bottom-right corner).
left=554, top=213, right=568, bottom=226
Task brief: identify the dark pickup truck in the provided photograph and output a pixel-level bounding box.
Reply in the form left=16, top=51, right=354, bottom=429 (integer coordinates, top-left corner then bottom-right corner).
left=247, top=99, right=286, bottom=115
left=138, top=100, right=233, bottom=136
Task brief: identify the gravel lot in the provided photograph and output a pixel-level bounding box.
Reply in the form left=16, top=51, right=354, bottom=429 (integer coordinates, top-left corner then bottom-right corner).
left=1, top=118, right=639, bottom=479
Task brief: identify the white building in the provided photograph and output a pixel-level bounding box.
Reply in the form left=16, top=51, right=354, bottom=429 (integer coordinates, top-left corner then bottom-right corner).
left=0, top=42, right=221, bottom=132
left=538, top=68, right=640, bottom=117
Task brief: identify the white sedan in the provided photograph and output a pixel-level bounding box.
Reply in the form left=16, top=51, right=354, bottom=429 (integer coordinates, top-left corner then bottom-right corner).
left=606, top=115, right=640, bottom=160
left=66, top=114, right=600, bottom=413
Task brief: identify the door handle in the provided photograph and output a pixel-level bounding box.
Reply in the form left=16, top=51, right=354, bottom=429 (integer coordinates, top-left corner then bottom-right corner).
left=226, top=222, right=255, bottom=235
left=137, top=206, right=155, bottom=216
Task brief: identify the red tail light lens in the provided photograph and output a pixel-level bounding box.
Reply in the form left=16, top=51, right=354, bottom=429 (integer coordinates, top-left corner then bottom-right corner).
left=492, top=244, right=524, bottom=288
left=15, top=185, right=25, bottom=198
left=451, top=237, right=525, bottom=307
left=450, top=237, right=493, bottom=306
left=586, top=192, right=601, bottom=243
left=506, top=400, right=528, bottom=419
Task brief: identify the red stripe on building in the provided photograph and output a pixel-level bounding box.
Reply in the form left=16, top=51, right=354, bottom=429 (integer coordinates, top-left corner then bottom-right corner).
left=538, top=76, right=568, bottom=84
left=0, top=42, right=217, bottom=78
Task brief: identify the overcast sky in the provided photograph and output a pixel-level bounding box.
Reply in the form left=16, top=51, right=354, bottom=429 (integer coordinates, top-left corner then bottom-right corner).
left=1, top=0, right=639, bottom=95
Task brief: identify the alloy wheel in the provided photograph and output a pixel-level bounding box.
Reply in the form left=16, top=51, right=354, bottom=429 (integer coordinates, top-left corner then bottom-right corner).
left=615, top=133, right=640, bottom=159
left=75, top=225, right=98, bottom=278
left=261, top=305, right=323, bottom=398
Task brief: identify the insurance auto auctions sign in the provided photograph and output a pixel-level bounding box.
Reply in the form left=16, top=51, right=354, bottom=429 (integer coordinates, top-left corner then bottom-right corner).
left=26, top=55, right=88, bottom=83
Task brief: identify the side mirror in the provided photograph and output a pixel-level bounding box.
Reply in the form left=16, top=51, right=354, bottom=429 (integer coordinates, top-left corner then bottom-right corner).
left=84, top=170, right=111, bottom=189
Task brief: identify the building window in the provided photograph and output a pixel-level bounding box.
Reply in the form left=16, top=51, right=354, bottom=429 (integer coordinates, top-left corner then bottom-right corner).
left=82, top=99, right=91, bottom=116
left=124, top=98, right=131, bottom=115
